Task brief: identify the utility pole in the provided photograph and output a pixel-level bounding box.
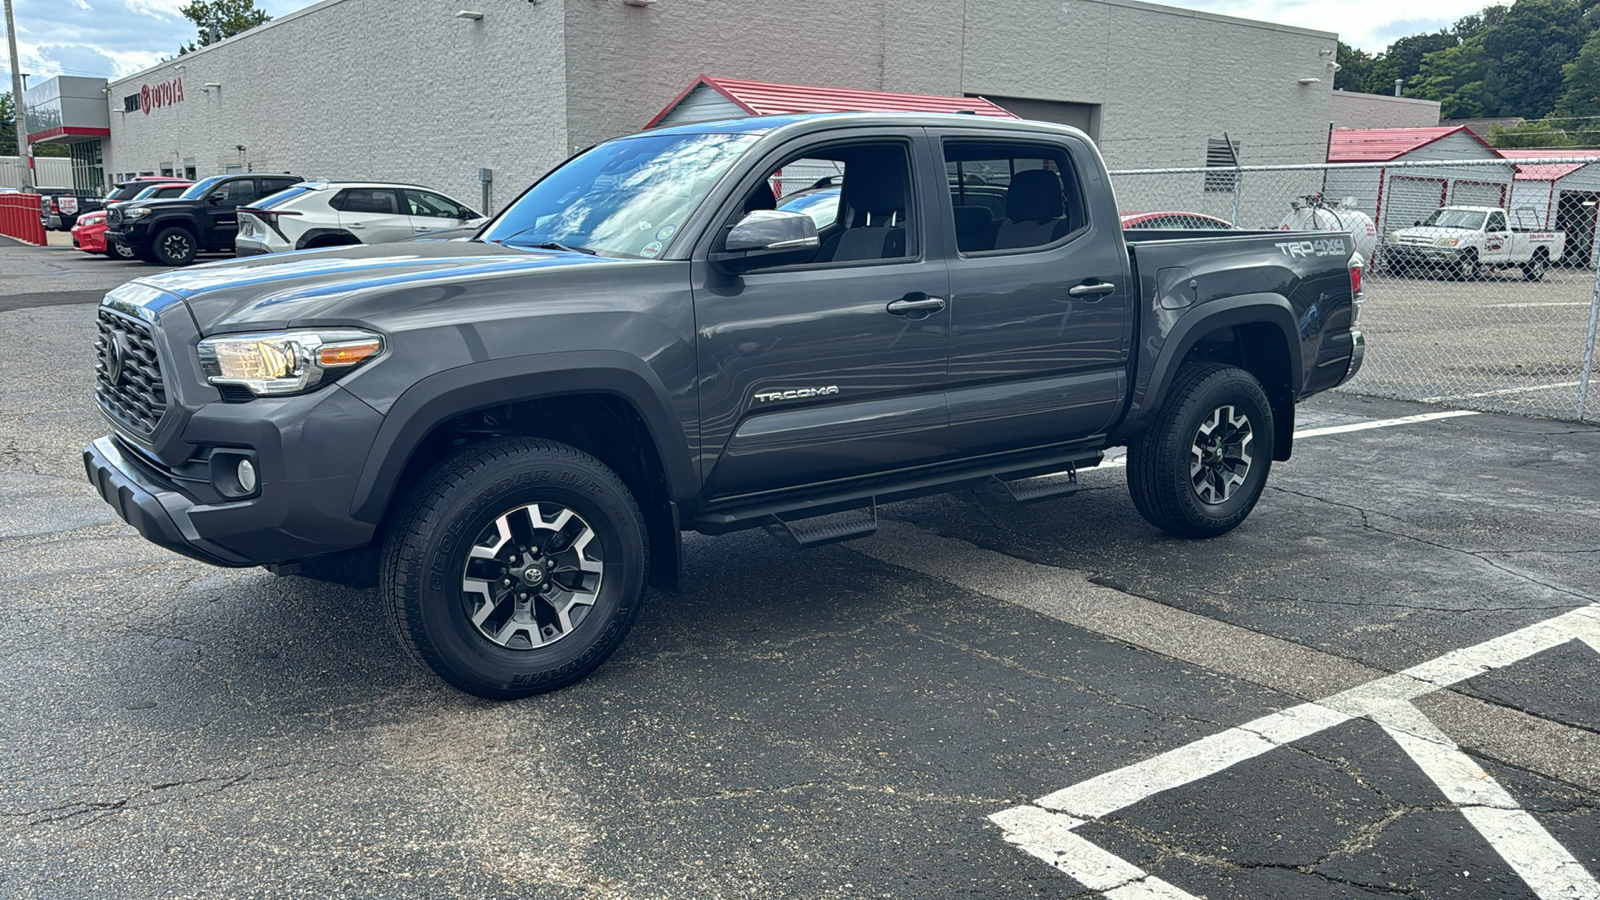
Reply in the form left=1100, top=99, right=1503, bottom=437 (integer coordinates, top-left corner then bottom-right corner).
left=3, top=0, right=28, bottom=189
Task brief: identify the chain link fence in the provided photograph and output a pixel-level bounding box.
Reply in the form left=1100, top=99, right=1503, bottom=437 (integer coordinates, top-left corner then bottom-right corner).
left=1110, top=157, right=1600, bottom=424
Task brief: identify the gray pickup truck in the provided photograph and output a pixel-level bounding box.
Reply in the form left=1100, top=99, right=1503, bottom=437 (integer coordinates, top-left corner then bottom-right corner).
left=85, top=113, right=1365, bottom=698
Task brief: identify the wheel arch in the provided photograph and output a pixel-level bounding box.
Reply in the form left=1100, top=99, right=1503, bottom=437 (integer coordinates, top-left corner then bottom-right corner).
left=351, top=353, right=697, bottom=591
left=296, top=228, right=362, bottom=250
left=1116, top=294, right=1302, bottom=461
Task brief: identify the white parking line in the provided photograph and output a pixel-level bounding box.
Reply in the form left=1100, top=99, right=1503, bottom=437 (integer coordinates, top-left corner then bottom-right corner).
left=990, top=605, right=1600, bottom=899
left=1425, top=382, right=1583, bottom=402
left=1291, top=409, right=1480, bottom=438
left=1092, top=409, right=1481, bottom=469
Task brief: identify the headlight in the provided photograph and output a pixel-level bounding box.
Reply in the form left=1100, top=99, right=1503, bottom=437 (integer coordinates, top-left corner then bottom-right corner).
left=124, top=207, right=153, bottom=220
left=198, top=329, right=383, bottom=396
left=1385, top=233, right=1400, bottom=243
left=1434, top=237, right=1459, bottom=247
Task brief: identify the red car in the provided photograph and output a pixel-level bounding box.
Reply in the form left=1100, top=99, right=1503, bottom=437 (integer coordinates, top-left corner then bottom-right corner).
left=1120, top=211, right=1235, bottom=230
left=71, top=180, right=191, bottom=259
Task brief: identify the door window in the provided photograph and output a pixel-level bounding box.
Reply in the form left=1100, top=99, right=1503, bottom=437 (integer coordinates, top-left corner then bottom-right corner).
left=210, top=179, right=259, bottom=207
left=945, top=141, right=1085, bottom=254
left=733, top=142, right=918, bottom=266
left=1487, top=211, right=1507, bottom=232
left=405, top=190, right=474, bottom=219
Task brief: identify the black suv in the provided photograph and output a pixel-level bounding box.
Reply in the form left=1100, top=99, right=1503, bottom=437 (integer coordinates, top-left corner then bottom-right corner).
left=106, top=173, right=303, bottom=265
left=86, top=114, right=1365, bottom=699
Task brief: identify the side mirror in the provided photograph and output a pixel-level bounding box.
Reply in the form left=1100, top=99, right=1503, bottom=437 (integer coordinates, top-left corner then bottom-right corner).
left=1413, top=220, right=1422, bottom=227
left=209, top=191, right=227, bottom=205
left=710, top=209, right=820, bottom=274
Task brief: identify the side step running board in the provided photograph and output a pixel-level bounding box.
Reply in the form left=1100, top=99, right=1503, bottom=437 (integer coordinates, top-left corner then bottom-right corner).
left=764, top=501, right=878, bottom=550
left=987, top=465, right=1079, bottom=503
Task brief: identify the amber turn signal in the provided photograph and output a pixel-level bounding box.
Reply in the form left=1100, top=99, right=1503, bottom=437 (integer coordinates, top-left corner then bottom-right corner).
left=319, top=340, right=383, bottom=367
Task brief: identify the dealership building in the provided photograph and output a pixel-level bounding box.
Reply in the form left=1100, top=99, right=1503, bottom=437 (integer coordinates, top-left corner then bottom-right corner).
left=31, top=0, right=1343, bottom=210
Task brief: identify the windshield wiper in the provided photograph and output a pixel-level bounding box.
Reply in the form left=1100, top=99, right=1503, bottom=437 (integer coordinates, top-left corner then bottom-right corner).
left=508, top=239, right=598, bottom=256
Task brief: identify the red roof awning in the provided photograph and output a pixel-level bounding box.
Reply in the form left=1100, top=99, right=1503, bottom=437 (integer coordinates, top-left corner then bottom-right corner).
left=1498, top=148, right=1600, bottom=182
left=1328, top=126, right=1496, bottom=163
left=646, top=75, right=1017, bottom=128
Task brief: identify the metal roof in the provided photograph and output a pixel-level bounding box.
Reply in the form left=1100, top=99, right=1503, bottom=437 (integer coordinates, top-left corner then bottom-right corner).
left=646, top=75, right=1017, bottom=128
left=1497, top=148, right=1600, bottom=182
left=1327, top=126, right=1496, bottom=163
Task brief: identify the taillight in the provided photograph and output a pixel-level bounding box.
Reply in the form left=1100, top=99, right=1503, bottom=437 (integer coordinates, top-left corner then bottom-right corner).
left=1348, top=254, right=1364, bottom=329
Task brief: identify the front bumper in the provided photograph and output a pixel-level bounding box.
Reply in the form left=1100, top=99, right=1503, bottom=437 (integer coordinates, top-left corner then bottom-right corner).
left=1383, top=245, right=1464, bottom=268
left=85, top=436, right=253, bottom=566
left=72, top=227, right=107, bottom=254
left=85, top=382, right=388, bottom=568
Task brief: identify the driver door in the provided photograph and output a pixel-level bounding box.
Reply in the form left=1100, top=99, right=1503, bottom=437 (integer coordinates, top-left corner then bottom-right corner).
left=692, top=129, right=953, bottom=499
left=204, top=178, right=260, bottom=248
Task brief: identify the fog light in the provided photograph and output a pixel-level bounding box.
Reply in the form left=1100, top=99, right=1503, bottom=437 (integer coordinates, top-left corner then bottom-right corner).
left=237, top=458, right=258, bottom=493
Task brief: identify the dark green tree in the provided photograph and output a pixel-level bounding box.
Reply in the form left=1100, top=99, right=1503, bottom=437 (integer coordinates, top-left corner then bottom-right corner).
left=1488, top=119, right=1581, bottom=146
left=177, top=0, right=271, bottom=54
left=1335, top=41, right=1375, bottom=92
left=1410, top=37, right=1490, bottom=116
left=1555, top=26, right=1600, bottom=116
left=1362, top=30, right=1460, bottom=95
left=1478, top=0, right=1585, bottom=118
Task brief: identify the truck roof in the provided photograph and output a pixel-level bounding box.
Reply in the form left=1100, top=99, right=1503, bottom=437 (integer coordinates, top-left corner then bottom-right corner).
left=640, top=111, right=1087, bottom=141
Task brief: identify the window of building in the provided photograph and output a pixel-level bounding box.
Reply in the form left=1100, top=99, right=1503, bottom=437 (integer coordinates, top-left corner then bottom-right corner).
left=943, top=140, right=1085, bottom=253
left=159, top=164, right=175, bottom=178
left=1204, top=137, right=1241, bottom=192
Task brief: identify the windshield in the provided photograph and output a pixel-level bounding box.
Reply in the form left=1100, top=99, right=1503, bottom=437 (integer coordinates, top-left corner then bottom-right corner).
left=179, top=175, right=229, bottom=200
left=1421, top=209, right=1488, bottom=230
left=480, top=132, right=758, bottom=258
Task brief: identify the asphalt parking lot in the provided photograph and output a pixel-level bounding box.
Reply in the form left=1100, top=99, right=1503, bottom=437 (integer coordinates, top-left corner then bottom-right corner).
left=1, top=236, right=1597, bottom=899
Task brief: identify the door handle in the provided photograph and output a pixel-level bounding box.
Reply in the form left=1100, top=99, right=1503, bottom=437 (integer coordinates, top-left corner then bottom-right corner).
left=886, top=295, right=946, bottom=316
left=1068, top=281, right=1117, bottom=300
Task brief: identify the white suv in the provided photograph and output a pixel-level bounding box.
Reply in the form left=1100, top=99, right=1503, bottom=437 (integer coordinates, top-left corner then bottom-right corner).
left=235, top=181, right=486, bottom=256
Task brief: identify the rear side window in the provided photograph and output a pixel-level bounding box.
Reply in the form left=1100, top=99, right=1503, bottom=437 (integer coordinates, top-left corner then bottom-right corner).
left=332, top=188, right=403, bottom=214
left=943, top=141, right=1086, bottom=254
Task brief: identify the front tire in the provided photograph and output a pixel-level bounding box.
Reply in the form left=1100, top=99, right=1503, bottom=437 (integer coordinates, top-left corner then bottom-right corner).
left=107, top=240, right=138, bottom=261
left=382, top=438, right=648, bottom=699
left=1127, top=364, right=1275, bottom=538
left=151, top=226, right=197, bottom=266
left=1455, top=251, right=1479, bottom=281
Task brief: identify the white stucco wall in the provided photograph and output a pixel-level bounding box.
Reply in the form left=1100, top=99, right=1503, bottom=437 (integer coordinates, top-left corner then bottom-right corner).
left=1331, top=91, right=1441, bottom=130
left=106, top=0, right=568, bottom=214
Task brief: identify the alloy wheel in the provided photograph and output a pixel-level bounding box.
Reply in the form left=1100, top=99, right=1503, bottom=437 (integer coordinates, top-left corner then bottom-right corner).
left=460, top=503, right=604, bottom=650
left=1189, top=404, right=1254, bottom=505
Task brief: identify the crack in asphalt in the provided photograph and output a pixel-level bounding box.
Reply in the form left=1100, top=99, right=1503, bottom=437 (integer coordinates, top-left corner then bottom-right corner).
left=1269, top=486, right=1598, bottom=605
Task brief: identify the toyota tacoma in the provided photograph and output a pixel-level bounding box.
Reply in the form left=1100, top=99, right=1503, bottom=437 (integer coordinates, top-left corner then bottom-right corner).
left=85, top=113, right=1366, bottom=698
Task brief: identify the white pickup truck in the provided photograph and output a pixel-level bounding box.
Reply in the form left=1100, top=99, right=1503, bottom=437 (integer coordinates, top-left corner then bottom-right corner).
left=1383, top=206, right=1565, bottom=281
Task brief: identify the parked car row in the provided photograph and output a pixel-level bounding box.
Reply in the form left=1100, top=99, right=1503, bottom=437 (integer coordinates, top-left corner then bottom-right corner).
left=65, top=172, right=485, bottom=266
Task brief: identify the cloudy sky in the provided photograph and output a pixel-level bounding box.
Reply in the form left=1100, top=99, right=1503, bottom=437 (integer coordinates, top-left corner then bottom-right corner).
left=2, top=0, right=1484, bottom=94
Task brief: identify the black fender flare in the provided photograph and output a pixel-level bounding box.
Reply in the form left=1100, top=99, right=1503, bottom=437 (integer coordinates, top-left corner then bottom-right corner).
left=1116, top=293, right=1303, bottom=454
left=349, top=351, right=699, bottom=523
left=296, top=228, right=362, bottom=250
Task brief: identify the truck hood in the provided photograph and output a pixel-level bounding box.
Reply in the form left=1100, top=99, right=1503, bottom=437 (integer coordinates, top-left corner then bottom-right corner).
left=130, top=240, right=634, bottom=332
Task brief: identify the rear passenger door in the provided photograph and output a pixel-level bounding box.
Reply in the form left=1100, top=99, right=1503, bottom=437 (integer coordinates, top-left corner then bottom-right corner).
left=937, top=133, right=1134, bottom=456
left=333, top=187, right=413, bottom=244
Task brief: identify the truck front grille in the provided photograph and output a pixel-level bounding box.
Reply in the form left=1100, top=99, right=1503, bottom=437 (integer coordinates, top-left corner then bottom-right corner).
left=94, top=309, right=168, bottom=437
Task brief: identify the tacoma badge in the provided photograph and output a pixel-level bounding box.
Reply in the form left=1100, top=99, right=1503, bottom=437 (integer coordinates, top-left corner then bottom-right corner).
left=754, top=386, right=839, bottom=403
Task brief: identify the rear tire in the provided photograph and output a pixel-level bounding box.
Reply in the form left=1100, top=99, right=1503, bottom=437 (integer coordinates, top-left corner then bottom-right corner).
left=1522, top=251, right=1548, bottom=282
left=1127, top=364, right=1275, bottom=538
left=382, top=438, right=648, bottom=699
